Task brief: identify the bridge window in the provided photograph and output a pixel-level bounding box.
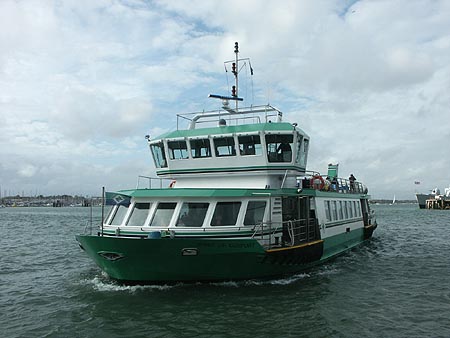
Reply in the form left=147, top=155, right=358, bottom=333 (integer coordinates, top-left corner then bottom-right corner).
left=298, top=139, right=308, bottom=167
left=150, top=142, right=167, bottom=168
left=244, top=201, right=266, bottom=226
left=176, top=202, right=209, bottom=227
left=150, top=202, right=176, bottom=227
left=190, top=138, right=211, bottom=158
left=168, top=140, right=188, bottom=160
left=211, top=202, right=241, bottom=226
left=214, top=137, right=236, bottom=157
left=265, top=134, right=293, bottom=162
left=238, top=135, right=262, bottom=156
left=126, top=203, right=151, bottom=226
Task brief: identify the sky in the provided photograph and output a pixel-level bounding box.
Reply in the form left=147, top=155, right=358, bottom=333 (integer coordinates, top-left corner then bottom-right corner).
left=1, top=0, right=449, bottom=199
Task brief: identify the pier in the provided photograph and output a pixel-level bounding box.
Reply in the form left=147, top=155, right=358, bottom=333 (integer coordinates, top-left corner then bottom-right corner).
left=425, top=198, right=450, bottom=210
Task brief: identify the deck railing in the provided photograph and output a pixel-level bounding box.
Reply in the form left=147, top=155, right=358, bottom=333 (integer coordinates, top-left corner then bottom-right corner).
left=298, top=173, right=369, bottom=195
left=252, top=218, right=319, bottom=249
left=176, top=104, right=283, bottom=130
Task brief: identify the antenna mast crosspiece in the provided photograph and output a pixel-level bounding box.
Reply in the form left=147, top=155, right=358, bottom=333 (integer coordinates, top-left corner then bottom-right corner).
left=209, top=42, right=250, bottom=110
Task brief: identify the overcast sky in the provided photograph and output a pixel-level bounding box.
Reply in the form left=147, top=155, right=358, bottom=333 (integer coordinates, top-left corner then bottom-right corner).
left=1, top=0, right=449, bottom=199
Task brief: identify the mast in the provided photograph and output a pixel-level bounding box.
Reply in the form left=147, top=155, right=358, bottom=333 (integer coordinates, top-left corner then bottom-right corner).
left=208, top=42, right=245, bottom=110
left=232, top=42, right=239, bottom=110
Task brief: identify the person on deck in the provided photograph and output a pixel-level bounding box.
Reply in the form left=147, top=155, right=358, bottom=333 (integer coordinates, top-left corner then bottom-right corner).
left=349, top=174, right=356, bottom=192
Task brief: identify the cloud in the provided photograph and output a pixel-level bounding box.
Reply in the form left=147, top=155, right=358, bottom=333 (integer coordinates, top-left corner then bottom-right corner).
left=0, top=0, right=450, bottom=199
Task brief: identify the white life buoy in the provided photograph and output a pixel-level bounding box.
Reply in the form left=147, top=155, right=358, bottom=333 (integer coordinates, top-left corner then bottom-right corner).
left=311, top=175, right=325, bottom=190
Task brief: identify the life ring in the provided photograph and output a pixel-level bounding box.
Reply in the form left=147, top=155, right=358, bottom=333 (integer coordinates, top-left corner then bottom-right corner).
left=311, top=175, right=325, bottom=190
left=169, top=180, right=176, bottom=188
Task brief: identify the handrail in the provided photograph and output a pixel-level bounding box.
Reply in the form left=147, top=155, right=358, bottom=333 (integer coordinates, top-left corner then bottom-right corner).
left=176, top=104, right=283, bottom=130
left=252, top=218, right=318, bottom=249
left=297, top=174, right=369, bottom=195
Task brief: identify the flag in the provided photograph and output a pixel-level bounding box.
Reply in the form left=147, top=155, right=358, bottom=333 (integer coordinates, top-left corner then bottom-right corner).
left=105, top=192, right=131, bottom=206
left=414, top=181, right=420, bottom=185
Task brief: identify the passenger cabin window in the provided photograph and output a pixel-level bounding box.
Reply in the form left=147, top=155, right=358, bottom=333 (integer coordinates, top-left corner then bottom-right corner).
left=266, top=134, right=294, bottom=162
left=338, top=201, right=344, bottom=220
left=325, top=201, right=331, bottom=221
left=150, top=142, right=167, bottom=168
left=168, top=140, right=188, bottom=160
left=109, top=205, right=128, bottom=225
left=211, top=202, right=241, bottom=226
left=244, top=201, right=266, bottom=226
left=190, top=138, right=211, bottom=158
left=176, top=202, right=209, bottom=227
left=238, top=135, right=262, bottom=156
left=214, top=137, right=236, bottom=157
left=126, top=203, right=151, bottom=226
left=150, top=203, right=176, bottom=227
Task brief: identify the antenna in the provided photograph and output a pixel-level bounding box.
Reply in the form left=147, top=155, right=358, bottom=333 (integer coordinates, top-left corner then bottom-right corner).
left=233, top=42, right=239, bottom=110
left=209, top=42, right=251, bottom=109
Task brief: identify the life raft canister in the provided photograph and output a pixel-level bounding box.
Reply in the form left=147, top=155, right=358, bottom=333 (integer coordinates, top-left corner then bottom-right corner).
left=311, top=175, right=325, bottom=190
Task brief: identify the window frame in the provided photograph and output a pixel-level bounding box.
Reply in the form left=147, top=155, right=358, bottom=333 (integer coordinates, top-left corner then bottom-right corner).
left=189, top=138, right=212, bottom=158
left=213, top=135, right=236, bottom=157
left=149, top=202, right=177, bottom=227
left=210, top=201, right=242, bottom=227
left=176, top=202, right=210, bottom=227
left=126, top=202, right=152, bottom=226
left=238, top=134, right=262, bottom=156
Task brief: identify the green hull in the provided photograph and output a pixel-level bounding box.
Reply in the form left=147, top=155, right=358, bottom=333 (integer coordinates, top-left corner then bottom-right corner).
left=76, top=227, right=370, bottom=283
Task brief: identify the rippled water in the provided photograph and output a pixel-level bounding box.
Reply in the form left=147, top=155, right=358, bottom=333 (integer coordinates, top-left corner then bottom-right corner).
left=1, top=204, right=450, bottom=338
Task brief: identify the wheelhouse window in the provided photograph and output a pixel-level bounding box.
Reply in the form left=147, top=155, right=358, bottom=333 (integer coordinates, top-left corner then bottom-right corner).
left=168, top=140, right=188, bottom=160
left=295, top=136, right=303, bottom=164
left=150, top=203, right=176, bottom=227
left=214, top=136, right=236, bottom=157
left=126, top=203, right=151, bottom=226
left=244, top=201, right=266, bottom=226
left=211, top=202, right=241, bottom=226
left=109, top=205, right=128, bottom=225
left=190, top=138, right=211, bottom=158
left=299, top=139, right=309, bottom=167
left=238, top=135, right=262, bottom=156
left=150, top=142, right=167, bottom=168
left=176, top=202, right=209, bottom=227
left=266, top=134, right=294, bottom=162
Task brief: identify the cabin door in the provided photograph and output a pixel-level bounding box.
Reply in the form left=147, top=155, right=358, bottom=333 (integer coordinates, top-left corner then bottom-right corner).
left=282, top=196, right=318, bottom=245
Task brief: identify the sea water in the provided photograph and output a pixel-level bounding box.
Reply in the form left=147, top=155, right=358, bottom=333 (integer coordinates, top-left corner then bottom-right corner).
left=1, top=204, right=450, bottom=338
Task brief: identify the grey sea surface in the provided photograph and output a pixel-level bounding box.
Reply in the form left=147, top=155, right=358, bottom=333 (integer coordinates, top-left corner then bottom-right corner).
left=1, top=204, right=450, bottom=338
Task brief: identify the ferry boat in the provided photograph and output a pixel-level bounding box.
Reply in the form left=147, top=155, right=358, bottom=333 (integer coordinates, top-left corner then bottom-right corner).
left=76, top=43, right=377, bottom=283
